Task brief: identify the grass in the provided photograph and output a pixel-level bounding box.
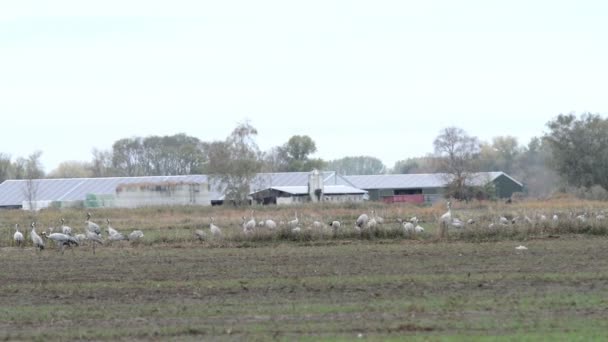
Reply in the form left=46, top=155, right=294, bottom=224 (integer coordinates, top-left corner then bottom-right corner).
left=2, top=199, right=608, bottom=339
left=1, top=235, right=608, bottom=340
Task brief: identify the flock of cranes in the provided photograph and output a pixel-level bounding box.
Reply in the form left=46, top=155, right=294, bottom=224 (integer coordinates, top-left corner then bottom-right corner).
left=9, top=212, right=144, bottom=254
left=7, top=201, right=608, bottom=252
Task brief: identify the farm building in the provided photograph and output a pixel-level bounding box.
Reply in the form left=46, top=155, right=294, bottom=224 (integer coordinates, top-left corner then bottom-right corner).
left=249, top=169, right=367, bottom=205
left=0, top=170, right=360, bottom=210
left=343, top=172, right=523, bottom=203
left=0, top=175, right=218, bottom=210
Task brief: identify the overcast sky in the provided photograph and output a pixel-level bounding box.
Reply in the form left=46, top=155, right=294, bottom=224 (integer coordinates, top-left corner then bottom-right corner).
left=1, top=1, right=607, bottom=173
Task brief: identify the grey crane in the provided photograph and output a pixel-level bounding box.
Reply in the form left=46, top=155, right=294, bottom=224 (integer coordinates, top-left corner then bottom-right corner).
left=86, top=212, right=101, bottom=235
left=42, top=232, right=79, bottom=254
left=30, top=222, right=45, bottom=251
left=60, top=218, right=72, bottom=236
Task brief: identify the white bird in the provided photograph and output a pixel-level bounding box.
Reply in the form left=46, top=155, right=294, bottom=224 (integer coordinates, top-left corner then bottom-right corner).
left=85, top=230, right=103, bottom=254
left=355, top=213, right=369, bottom=230
left=312, top=221, right=323, bottom=229
left=104, top=219, right=126, bottom=241
left=367, top=217, right=377, bottom=230
left=539, top=214, right=547, bottom=221
left=43, top=232, right=79, bottom=254
left=288, top=211, right=299, bottom=228
left=576, top=214, right=586, bottom=222
left=467, top=218, right=475, bottom=225
left=195, top=229, right=207, bottom=241
left=596, top=214, right=605, bottom=221
left=242, top=215, right=256, bottom=233
left=291, top=226, right=301, bottom=233
left=329, top=220, right=341, bottom=230
left=451, top=218, right=465, bottom=229
left=499, top=216, right=510, bottom=225
left=60, top=218, right=72, bottom=236
left=515, top=245, right=528, bottom=250
left=74, top=233, right=87, bottom=243
left=210, top=217, right=222, bottom=237
left=408, top=217, right=425, bottom=233
left=264, top=219, right=277, bottom=230
left=439, top=201, right=452, bottom=225
left=13, top=224, right=24, bottom=247
left=371, top=209, right=384, bottom=224
left=552, top=214, right=559, bottom=221
left=86, top=212, right=101, bottom=235
left=402, top=220, right=415, bottom=233
left=106, top=219, right=119, bottom=236
left=30, top=222, right=44, bottom=251
left=128, top=230, right=144, bottom=241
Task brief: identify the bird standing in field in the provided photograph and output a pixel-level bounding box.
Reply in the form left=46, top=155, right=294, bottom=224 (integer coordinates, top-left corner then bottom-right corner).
left=30, top=222, right=45, bottom=251
left=60, top=218, right=72, bottom=236
left=242, top=214, right=256, bottom=234
left=210, top=217, right=222, bottom=237
left=106, top=219, right=127, bottom=241
left=355, top=213, right=369, bottom=231
left=194, top=229, right=207, bottom=241
left=288, top=211, right=299, bottom=229
left=86, top=212, right=101, bottom=235
left=264, top=219, right=277, bottom=230
left=42, top=232, right=79, bottom=254
left=13, top=224, right=24, bottom=247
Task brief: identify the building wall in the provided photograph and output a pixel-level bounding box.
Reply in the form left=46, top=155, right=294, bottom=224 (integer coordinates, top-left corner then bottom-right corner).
left=113, top=183, right=213, bottom=208
left=493, top=175, right=524, bottom=198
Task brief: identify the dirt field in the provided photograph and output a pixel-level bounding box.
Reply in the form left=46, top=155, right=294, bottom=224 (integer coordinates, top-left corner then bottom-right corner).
left=1, top=235, right=608, bottom=340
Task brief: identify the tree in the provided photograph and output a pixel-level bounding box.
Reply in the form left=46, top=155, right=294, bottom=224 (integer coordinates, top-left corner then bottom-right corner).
left=390, top=156, right=440, bottom=174
left=18, top=151, right=45, bottom=211
left=111, top=134, right=206, bottom=176
left=433, top=127, right=481, bottom=200
left=265, top=135, right=325, bottom=172
left=544, top=112, right=608, bottom=189
left=514, top=137, right=559, bottom=197
left=207, top=121, right=263, bottom=205
left=326, top=156, right=386, bottom=175
left=478, top=136, right=522, bottom=174
left=0, top=153, right=14, bottom=183
left=90, top=148, right=117, bottom=177
left=48, top=161, right=93, bottom=178
left=112, top=137, right=145, bottom=176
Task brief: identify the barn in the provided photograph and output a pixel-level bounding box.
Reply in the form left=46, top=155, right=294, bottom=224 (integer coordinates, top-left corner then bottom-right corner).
left=344, top=172, right=523, bottom=204
left=0, top=170, right=361, bottom=210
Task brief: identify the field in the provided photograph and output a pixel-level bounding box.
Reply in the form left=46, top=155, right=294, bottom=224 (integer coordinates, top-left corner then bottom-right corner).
left=1, top=199, right=608, bottom=340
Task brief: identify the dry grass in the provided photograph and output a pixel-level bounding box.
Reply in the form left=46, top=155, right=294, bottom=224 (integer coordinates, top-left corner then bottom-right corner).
left=1, top=198, right=608, bottom=248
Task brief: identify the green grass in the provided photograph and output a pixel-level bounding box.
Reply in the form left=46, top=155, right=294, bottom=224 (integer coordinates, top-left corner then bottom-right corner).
left=1, top=235, right=608, bottom=340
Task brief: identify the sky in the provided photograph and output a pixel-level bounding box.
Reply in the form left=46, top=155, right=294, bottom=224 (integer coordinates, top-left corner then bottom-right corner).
left=1, top=1, right=607, bottom=173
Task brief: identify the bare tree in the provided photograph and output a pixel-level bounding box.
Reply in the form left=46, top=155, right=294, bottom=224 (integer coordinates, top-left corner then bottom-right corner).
left=19, top=151, right=44, bottom=211
left=433, top=127, right=481, bottom=200
left=206, top=121, right=263, bottom=205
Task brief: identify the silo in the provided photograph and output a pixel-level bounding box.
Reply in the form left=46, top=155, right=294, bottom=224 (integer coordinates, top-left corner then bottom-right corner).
left=308, top=169, right=324, bottom=202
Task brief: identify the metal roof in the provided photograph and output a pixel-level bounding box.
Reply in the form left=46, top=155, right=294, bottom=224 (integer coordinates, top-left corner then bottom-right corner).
left=249, top=171, right=345, bottom=191
left=0, top=171, right=355, bottom=207
left=0, top=175, right=212, bottom=206
left=252, top=185, right=367, bottom=196
left=344, top=172, right=523, bottom=190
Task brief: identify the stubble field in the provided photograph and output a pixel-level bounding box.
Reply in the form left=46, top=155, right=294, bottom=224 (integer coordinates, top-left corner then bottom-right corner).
left=1, top=200, right=608, bottom=340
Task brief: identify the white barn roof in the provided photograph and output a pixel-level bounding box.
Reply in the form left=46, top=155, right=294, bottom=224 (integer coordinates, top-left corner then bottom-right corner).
left=252, top=185, right=367, bottom=196
left=0, top=171, right=354, bottom=207
left=0, top=175, right=212, bottom=207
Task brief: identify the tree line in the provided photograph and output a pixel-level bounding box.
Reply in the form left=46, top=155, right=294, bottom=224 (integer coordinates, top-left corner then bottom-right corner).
left=1, top=113, right=607, bottom=201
